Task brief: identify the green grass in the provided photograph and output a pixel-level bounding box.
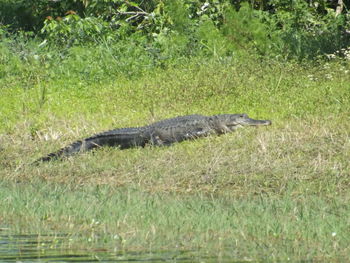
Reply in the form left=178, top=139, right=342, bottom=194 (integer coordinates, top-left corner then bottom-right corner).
left=0, top=42, right=350, bottom=261
left=0, top=182, right=349, bottom=261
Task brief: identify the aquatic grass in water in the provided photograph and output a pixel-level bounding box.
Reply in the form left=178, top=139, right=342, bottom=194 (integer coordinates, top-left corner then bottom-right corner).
left=0, top=181, right=349, bottom=261
left=0, top=233, right=214, bottom=262
left=0, top=234, right=341, bottom=263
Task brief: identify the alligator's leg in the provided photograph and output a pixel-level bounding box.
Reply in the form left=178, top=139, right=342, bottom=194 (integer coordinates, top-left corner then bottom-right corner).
left=150, top=135, right=166, bottom=146
left=212, top=124, right=232, bottom=134
left=183, top=127, right=215, bottom=139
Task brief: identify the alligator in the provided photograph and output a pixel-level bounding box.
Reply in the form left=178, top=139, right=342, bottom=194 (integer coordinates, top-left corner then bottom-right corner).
left=34, top=113, right=271, bottom=163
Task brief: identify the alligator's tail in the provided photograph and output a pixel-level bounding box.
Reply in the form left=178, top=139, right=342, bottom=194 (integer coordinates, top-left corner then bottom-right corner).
left=33, top=127, right=148, bottom=164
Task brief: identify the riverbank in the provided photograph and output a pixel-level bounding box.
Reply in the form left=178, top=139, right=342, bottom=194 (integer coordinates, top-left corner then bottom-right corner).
left=1, top=57, right=349, bottom=261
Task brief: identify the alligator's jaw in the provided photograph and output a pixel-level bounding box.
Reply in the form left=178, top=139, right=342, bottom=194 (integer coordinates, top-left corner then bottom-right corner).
left=227, top=119, right=271, bottom=130
left=243, top=118, right=272, bottom=126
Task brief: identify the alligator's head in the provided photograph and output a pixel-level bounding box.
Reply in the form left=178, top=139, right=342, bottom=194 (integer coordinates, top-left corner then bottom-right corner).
left=214, top=113, right=272, bottom=133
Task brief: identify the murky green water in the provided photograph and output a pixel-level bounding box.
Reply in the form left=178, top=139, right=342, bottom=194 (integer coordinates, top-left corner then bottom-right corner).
left=0, top=233, right=222, bottom=262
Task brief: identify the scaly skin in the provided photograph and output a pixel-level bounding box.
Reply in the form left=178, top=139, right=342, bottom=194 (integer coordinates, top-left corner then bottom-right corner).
left=33, top=114, right=271, bottom=163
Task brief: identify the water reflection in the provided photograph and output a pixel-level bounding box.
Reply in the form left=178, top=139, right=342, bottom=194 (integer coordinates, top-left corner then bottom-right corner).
left=0, top=233, right=214, bottom=262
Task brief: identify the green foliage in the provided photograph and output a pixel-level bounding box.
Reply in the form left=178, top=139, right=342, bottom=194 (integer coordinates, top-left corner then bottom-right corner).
left=40, top=13, right=116, bottom=47
left=221, top=3, right=278, bottom=56
left=163, top=0, right=193, bottom=32
left=2, top=0, right=349, bottom=60
left=58, top=38, right=155, bottom=79
left=196, top=18, right=232, bottom=58
left=0, top=0, right=84, bottom=31
left=270, top=0, right=350, bottom=58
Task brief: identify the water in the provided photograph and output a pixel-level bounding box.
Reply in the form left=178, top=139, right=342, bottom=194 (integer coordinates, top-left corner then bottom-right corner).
left=0, top=233, right=219, bottom=262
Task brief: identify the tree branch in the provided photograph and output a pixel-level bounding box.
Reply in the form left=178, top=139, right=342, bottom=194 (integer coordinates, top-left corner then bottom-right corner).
left=118, top=11, right=148, bottom=16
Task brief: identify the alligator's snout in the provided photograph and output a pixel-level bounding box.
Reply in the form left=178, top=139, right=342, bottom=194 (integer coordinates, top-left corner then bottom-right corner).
left=245, top=118, right=272, bottom=126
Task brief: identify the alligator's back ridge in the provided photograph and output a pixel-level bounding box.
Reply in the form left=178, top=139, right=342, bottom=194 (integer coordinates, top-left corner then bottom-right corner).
left=149, top=114, right=207, bottom=127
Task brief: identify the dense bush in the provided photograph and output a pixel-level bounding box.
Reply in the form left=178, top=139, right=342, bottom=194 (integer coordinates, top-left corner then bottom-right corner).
left=0, top=0, right=84, bottom=31
left=1, top=0, right=349, bottom=60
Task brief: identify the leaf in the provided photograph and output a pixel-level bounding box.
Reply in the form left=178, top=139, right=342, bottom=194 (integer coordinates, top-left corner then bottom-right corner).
left=126, top=1, right=140, bottom=8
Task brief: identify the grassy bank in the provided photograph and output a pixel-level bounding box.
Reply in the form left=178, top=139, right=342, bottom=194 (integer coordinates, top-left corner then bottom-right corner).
left=1, top=51, right=350, bottom=260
